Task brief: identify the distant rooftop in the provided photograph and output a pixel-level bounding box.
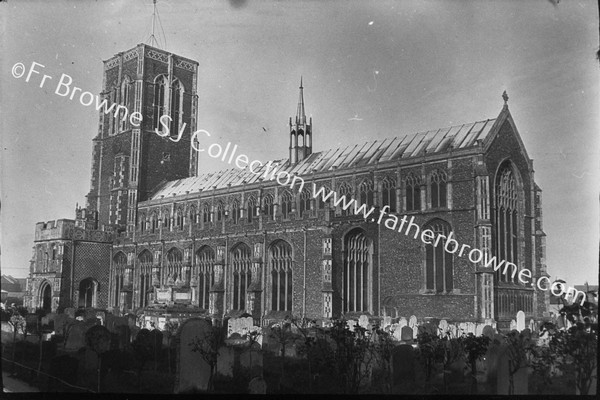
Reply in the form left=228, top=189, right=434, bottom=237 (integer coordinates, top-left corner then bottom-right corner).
left=150, top=118, right=497, bottom=199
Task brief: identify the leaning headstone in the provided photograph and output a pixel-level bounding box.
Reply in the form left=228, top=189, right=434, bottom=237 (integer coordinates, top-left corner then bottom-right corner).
left=482, top=325, right=495, bottom=339
left=516, top=311, right=525, bottom=332
left=509, top=319, right=517, bottom=331
left=392, top=344, right=416, bottom=386
left=175, top=318, right=213, bottom=393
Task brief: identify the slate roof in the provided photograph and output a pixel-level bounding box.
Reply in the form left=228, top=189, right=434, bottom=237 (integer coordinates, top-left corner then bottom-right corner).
left=150, top=118, right=497, bottom=199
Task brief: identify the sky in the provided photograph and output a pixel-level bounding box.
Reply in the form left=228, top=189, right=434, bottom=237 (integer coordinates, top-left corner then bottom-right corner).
left=1, top=0, right=598, bottom=288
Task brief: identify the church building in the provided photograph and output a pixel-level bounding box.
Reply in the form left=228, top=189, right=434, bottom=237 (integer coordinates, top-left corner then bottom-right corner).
left=25, top=44, right=549, bottom=329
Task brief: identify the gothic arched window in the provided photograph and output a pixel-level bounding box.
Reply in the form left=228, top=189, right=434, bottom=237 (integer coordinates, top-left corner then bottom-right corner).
left=281, top=191, right=292, bottom=219
left=139, top=213, right=147, bottom=233
left=494, top=161, right=519, bottom=283
left=262, top=194, right=274, bottom=220
left=216, top=201, right=224, bottom=222
left=246, top=196, right=256, bottom=223
left=150, top=212, right=159, bottom=233
left=153, top=75, right=167, bottom=131
left=232, top=200, right=240, bottom=224
left=195, top=246, right=215, bottom=310
left=189, top=205, right=198, bottom=225
left=119, top=77, right=131, bottom=132
left=162, top=210, right=170, bottom=229
left=317, top=184, right=331, bottom=209
left=170, top=79, right=184, bottom=136
left=269, top=240, right=293, bottom=312
left=175, top=207, right=184, bottom=230
left=343, top=229, right=372, bottom=313
left=113, top=252, right=128, bottom=307
left=359, top=179, right=374, bottom=208
left=430, top=169, right=447, bottom=209
left=339, top=182, right=353, bottom=216
left=166, top=248, right=183, bottom=286
left=80, top=278, right=99, bottom=309
left=202, top=203, right=210, bottom=224
left=138, top=250, right=153, bottom=307
left=230, top=243, right=252, bottom=310
left=424, top=219, right=453, bottom=293
left=381, top=177, right=397, bottom=212
left=406, top=174, right=421, bottom=212
left=299, top=188, right=311, bottom=218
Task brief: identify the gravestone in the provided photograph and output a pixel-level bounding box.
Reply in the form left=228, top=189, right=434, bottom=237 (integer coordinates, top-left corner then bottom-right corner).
left=392, top=344, right=416, bottom=386
left=448, top=323, right=458, bottom=338
left=227, top=316, right=254, bottom=337
left=482, top=325, right=495, bottom=339
left=391, top=324, right=402, bottom=341
left=516, top=311, right=525, bottom=332
left=347, top=320, right=357, bottom=332
left=466, top=322, right=476, bottom=334
left=408, top=315, right=418, bottom=339
left=117, top=324, right=131, bottom=349
left=458, top=322, right=468, bottom=335
left=382, top=316, right=392, bottom=329
left=95, top=311, right=106, bottom=326
left=175, top=318, right=213, bottom=393
left=248, top=376, right=267, bottom=394
left=240, top=343, right=263, bottom=376
left=438, top=319, right=448, bottom=336
left=216, top=345, right=234, bottom=377
left=401, top=326, right=413, bottom=342
left=358, top=315, right=369, bottom=329
left=54, top=314, right=71, bottom=336
left=528, top=318, right=535, bottom=332
left=509, top=319, right=517, bottom=331
left=65, top=321, right=87, bottom=351
left=398, top=317, right=407, bottom=329
left=475, top=323, right=484, bottom=336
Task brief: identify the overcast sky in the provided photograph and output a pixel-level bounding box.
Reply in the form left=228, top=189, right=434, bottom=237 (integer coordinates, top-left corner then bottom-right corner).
left=1, top=0, right=598, bottom=288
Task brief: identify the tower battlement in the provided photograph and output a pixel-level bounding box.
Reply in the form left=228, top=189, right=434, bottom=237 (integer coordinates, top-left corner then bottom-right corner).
left=34, top=219, right=75, bottom=241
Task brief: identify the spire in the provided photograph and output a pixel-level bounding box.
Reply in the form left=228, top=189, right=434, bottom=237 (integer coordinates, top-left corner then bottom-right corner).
left=296, top=76, right=306, bottom=124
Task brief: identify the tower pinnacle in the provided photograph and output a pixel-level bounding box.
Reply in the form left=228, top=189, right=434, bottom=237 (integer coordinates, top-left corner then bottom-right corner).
left=296, top=77, right=306, bottom=125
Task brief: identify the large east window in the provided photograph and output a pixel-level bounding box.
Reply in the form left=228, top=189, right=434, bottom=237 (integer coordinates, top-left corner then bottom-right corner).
left=269, top=240, right=293, bottom=312
left=494, top=162, right=519, bottom=283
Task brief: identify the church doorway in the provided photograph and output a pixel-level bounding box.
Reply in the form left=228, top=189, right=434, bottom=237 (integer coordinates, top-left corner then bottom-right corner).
left=40, top=282, right=52, bottom=312
left=78, top=278, right=98, bottom=308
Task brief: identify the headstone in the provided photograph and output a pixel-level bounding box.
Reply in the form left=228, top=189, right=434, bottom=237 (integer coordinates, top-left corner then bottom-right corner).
left=475, top=323, right=485, bottom=337
left=398, top=317, right=407, bottom=330
left=240, top=343, right=263, bottom=376
left=448, top=323, right=458, bottom=338
left=382, top=316, right=392, bottom=329
left=95, top=311, right=106, bottom=326
left=482, top=325, right=495, bottom=339
left=216, top=345, right=234, bottom=377
left=65, top=321, right=87, bottom=351
left=347, top=320, right=357, bottom=332
left=438, top=319, right=448, bottom=336
left=516, top=311, right=525, bottom=332
left=248, top=376, right=267, bottom=394
left=358, top=315, right=369, bottom=329
left=528, top=318, right=535, bottom=332
left=409, top=315, right=417, bottom=339
left=401, top=326, right=413, bottom=342
left=175, top=318, right=213, bottom=393
left=117, top=324, right=131, bottom=349
left=391, top=324, right=402, bottom=341
left=227, top=316, right=254, bottom=337
left=54, top=314, right=71, bottom=336
left=509, top=319, right=517, bottom=331
left=392, top=344, right=416, bottom=386
left=458, top=322, right=468, bottom=335
left=467, top=322, right=476, bottom=334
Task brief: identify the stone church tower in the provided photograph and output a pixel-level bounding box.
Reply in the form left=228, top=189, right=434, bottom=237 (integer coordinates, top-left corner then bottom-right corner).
left=85, top=44, right=199, bottom=234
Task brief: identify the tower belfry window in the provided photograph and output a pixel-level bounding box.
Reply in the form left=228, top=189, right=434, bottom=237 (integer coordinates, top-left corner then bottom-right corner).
left=153, top=75, right=167, bottom=131
left=170, top=79, right=184, bottom=136
left=119, top=77, right=131, bottom=132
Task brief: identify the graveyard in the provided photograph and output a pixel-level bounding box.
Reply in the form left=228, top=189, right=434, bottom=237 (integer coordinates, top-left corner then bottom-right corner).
left=1, top=305, right=597, bottom=394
